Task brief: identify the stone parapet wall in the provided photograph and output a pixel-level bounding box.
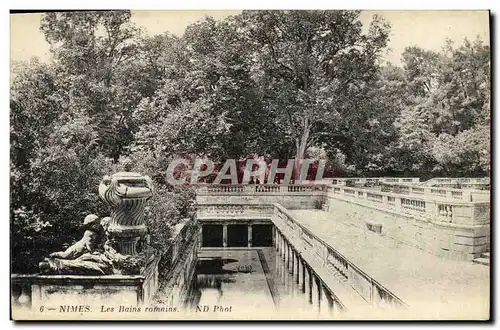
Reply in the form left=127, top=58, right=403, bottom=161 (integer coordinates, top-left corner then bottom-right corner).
left=324, top=197, right=489, bottom=261
left=326, top=185, right=490, bottom=226
left=11, top=256, right=161, bottom=314
left=158, top=235, right=199, bottom=308
left=196, top=194, right=323, bottom=210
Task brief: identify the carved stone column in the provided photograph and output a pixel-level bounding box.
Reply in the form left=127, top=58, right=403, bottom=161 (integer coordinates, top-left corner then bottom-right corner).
left=99, top=172, right=153, bottom=255
left=248, top=224, right=252, bottom=248
left=223, top=225, right=228, bottom=248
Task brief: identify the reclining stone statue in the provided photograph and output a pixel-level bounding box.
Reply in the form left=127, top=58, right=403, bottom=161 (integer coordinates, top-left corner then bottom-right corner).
left=39, top=172, right=156, bottom=276
left=39, top=214, right=148, bottom=276
left=47, top=214, right=104, bottom=260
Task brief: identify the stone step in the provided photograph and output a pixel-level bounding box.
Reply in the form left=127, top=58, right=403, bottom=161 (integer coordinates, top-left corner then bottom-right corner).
left=481, top=252, right=490, bottom=259
left=472, top=257, right=490, bottom=266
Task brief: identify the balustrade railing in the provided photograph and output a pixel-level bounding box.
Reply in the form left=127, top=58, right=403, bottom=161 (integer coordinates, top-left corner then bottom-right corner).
left=197, top=184, right=325, bottom=195
left=380, top=183, right=489, bottom=202
left=197, top=183, right=489, bottom=225
left=255, top=185, right=280, bottom=193
left=401, top=199, right=426, bottom=213
left=367, top=192, right=384, bottom=203
left=273, top=204, right=406, bottom=308
left=207, top=185, right=244, bottom=193
left=197, top=203, right=275, bottom=218
left=198, top=182, right=489, bottom=204
left=328, top=177, right=420, bottom=186
left=422, top=177, right=490, bottom=188
left=326, top=185, right=489, bottom=225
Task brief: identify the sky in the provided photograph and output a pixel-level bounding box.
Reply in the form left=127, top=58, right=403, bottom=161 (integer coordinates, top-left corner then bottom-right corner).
left=10, top=10, right=490, bottom=66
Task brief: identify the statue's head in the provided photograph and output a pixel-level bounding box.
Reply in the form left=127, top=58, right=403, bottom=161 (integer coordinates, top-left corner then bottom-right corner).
left=83, top=214, right=99, bottom=226
left=101, top=216, right=112, bottom=232
left=83, top=214, right=101, bottom=232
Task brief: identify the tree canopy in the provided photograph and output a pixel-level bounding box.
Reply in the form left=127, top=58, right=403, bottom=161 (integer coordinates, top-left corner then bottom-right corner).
left=10, top=10, right=490, bottom=272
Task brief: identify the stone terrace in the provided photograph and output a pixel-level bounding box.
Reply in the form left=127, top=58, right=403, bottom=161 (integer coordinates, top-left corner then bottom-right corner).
left=290, top=208, right=490, bottom=318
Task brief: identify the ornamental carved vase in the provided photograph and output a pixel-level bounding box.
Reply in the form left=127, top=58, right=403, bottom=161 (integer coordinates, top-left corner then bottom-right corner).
left=99, top=172, right=154, bottom=255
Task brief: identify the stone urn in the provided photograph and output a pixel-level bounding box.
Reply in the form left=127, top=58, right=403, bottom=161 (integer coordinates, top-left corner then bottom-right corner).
left=99, top=172, right=154, bottom=255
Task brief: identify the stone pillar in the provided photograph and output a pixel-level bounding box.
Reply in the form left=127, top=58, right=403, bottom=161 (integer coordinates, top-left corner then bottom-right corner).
left=300, top=260, right=305, bottom=293
left=99, top=172, right=153, bottom=255
left=282, top=239, right=286, bottom=261
left=297, top=257, right=302, bottom=287
left=281, top=251, right=287, bottom=285
left=295, top=254, right=300, bottom=284
left=285, top=241, right=290, bottom=271
left=248, top=224, right=252, bottom=248
left=316, top=278, right=323, bottom=314
left=323, top=288, right=335, bottom=317
left=199, top=226, right=203, bottom=248
left=272, top=225, right=276, bottom=248
left=311, top=272, right=318, bottom=310
left=319, top=284, right=331, bottom=317
left=306, top=266, right=313, bottom=305
left=276, top=231, right=280, bottom=253
left=223, top=224, right=228, bottom=248
left=290, top=249, right=295, bottom=275
left=276, top=231, right=283, bottom=256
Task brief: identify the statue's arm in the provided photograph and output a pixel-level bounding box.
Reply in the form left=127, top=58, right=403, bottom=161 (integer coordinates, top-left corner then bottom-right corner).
left=49, top=231, right=96, bottom=259
left=49, top=240, right=86, bottom=259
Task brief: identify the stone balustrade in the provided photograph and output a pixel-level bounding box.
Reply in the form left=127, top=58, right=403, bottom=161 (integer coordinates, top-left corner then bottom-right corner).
left=326, top=177, right=420, bottom=185
left=196, top=184, right=325, bottom=210
left=197, top=183, right=489, bottom=203
left=195, top=200, right=407, bottom=310
left=327, top=185, right=489, bottom=226
left=197, top=204, right=275, bottom=220
left=380, top=183, right=490, bottom=203
left=273, top=204, right=406, bottom=309
left=422, top=177, right=490, bottom=188
left=197, top=183, right=489, bottom=226
left=198, top=184, right=325, bottom=195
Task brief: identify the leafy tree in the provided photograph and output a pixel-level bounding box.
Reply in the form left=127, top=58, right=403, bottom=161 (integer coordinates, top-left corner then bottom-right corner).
left=40, top=11, right=143, bottom=160
left=236, top=10, right=391, bottom=175
left=393, top=38, right=490, bottom=176
left=131, top=16, right=274, bottom=162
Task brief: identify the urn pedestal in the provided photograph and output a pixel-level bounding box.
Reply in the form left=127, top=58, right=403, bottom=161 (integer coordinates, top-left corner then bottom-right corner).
left=99, top=172, right=154, bottom=255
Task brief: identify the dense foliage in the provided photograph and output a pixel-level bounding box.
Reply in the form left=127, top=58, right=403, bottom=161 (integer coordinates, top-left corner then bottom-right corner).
left=10, top=10, right=490, bottom=272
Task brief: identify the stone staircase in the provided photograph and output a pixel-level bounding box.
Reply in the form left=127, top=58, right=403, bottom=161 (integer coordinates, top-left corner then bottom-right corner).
left=473, top=251, right=490, bottom=266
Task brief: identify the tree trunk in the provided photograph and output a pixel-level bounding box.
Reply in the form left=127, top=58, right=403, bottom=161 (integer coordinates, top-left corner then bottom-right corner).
left=293, top=117, right=310, bottom=182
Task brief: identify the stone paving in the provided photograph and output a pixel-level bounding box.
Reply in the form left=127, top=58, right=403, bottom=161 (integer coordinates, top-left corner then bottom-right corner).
left=290, top=208, right=490, bottom=319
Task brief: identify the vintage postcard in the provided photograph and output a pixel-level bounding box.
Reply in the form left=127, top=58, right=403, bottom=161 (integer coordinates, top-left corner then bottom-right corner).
left=10, top=9, right=490, bottom=321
